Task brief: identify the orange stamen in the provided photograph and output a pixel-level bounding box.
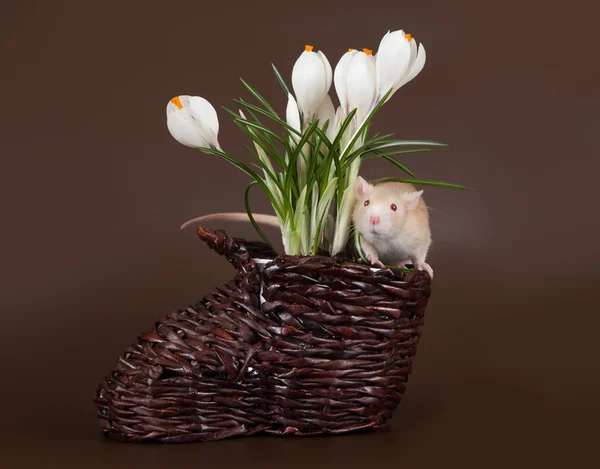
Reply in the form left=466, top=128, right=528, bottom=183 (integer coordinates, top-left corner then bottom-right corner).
left=170, top=96, right=183, bottom=109
left=305, top=44, right=314, bottom=52
left=363, top=48, right=373, bottom=55
left=348, top=48, right=355, bottom=52
left=404, top=33, right=413, bottom=42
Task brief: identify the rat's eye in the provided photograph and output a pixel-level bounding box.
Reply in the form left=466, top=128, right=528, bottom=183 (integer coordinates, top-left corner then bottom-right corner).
left=390, top=203, right=397, bottom=211
left=364, top=200, right=370, bottom=207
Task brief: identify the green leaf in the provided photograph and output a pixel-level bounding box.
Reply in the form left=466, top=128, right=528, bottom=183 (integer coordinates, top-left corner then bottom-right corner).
left=354, top=230, right=369, bottom=263
left=234, top=98, right=320, bottom=157
left=284, top=120, right=320, bottom=196
left=234, top=114, right=290, bottom=152
left=331, top=185, right=356, bottom=255
left=199, top=147, right=259, bottom=179
left=272, top=63, right=292, bottom=96
left=344, top=140, right=443, bottom=170
left=305, top=121, right=328, bottom=188
left=239, top=78, right=278, bottom=116
left=244, top=146, right=285, bottom=215
left=363, top=151, right=417, bottom=177
left=311, top=177, right=338, bottom=255
left=375, top=178, right=472, bottom=190
left=338, top=88, right=394, bottom=161
left=367, top=139, right=447, bottom=151
left=301, top=206, right=311, bottom=255
left=310, top=181, right=319, bottom=240
left=235, top=98, right=300, bottom=138
left=223, top=107, right=288, bottom=167
left=229, top=116, right=278, bottom=161
left=313, top=124, right=333, bottom=150
left=363, top=148, right=431, bottom=160
left=199, top=147, right=283, bottom=214
left=245, top=181, right=274, bottom=247
left=293, top=185, right=308, bottom=232
left=323, top=108, right=357, bottom=199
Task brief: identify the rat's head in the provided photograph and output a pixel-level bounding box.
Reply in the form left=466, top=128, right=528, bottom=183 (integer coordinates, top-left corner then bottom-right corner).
left=352, top=176, right=423, bottom=240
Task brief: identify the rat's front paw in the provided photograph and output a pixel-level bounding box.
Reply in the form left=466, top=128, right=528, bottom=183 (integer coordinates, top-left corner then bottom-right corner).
left=366, top=253, right=384, bottom=268
left=416, top=262, right=433, bottom=278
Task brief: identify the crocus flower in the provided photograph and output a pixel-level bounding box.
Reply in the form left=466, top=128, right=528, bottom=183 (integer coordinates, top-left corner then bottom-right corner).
left=327, top=106, right=344, bottom=141
left=291, top=45, right=332, bottom=120
left=345, top=48, right=377, bottom=123
left=286, top=93, right=302, bottom=143
left=333, top=30, right=427, bottom=124
left=333, top=48, right=358, bottom=114
left=166, top=95, right=220, bottom=149
left=315, top=94, right=335, bottom=132
left=376, top=30, right=426, bottom=102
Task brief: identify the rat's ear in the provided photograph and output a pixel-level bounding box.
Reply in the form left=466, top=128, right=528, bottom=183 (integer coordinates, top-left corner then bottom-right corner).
left=354, top=176, right=373, bottom=197
left=405, top=190, right=423, bottom=210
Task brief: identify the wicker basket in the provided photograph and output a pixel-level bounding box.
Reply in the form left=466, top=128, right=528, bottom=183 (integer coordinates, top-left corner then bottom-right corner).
left=94, top=227, right=432, bottom=443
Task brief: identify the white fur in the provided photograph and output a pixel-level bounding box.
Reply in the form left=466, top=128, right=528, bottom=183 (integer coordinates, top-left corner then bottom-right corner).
left=352, top=176, right=433, bottom=278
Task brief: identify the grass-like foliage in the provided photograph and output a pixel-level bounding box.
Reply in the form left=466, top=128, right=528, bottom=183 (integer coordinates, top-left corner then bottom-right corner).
left=205, top=67, right=468, bottom=256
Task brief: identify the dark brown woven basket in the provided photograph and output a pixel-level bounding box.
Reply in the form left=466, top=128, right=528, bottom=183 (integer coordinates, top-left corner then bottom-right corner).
left=94, top=227, right=432, bottom=443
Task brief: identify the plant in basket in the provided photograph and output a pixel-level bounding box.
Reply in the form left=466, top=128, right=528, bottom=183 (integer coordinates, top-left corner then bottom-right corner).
left=94, top=29, right=469, bottom=443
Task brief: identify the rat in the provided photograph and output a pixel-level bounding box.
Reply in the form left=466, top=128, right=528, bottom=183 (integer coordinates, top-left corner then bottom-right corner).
left=180, top=177, right=433, bottom=277
left=352, top=176, right=433, bottom=278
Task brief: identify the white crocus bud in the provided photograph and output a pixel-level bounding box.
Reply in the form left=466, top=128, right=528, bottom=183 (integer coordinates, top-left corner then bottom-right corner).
left=286, top=93, right=302, bottom=144
left=327, top=106, right=344, bottom=141
left=166, top=95, right=220, bottom=149
left=291, top=45, right=333, bottom=120
left=315, top=94, right=335, bottom=132
left=375, top=30, right=426, bottom=102
left=333, top=48, right=358, bottom=113
left=346, top=48, right=377, bottom=123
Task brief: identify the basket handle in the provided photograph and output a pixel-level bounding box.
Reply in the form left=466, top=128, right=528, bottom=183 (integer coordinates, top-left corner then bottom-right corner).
left=196, top=226, right=257, bottom=275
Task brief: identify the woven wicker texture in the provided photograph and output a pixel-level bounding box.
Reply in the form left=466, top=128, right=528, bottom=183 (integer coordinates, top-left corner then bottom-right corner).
left=94, top=228, right=432, bottom=443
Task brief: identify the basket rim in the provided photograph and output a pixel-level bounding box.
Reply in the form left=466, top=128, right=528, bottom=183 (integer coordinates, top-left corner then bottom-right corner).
left=251, top=255, right=388, bottom=273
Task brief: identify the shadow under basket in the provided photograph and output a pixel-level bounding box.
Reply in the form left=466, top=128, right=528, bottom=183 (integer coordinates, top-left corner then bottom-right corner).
left=94, top=227, right=432, bottom=443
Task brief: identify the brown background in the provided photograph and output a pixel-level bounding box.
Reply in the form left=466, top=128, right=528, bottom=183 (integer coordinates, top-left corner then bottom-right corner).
left=1, top=0, right=599, bottom=467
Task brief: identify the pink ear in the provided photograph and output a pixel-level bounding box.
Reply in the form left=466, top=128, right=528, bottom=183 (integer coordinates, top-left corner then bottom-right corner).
left=405, top=190, right=423, bottom=210
left=354, top=176, right=372, bottom=197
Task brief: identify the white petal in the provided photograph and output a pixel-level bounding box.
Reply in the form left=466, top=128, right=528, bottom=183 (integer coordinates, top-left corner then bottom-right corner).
left=393, top=37, right=418, bottom=89
left=286, top=93, right=302, bottom=134
left=375, top=30, right=411, bottom=100
left=167, top=111, right=209, bottom=148
left=409, top=37, right=418, bottom=63
left=201, top=126, right=220, bottom=149
left=188, top=96, right=220, bottom=135
left=327, top=106, right=344, bottom=141
left=333, top=50, right=357, bottom=112
left=292, top=50, right=328, bottom=119
left=317, top=50, right=333, bottom=95
left=346, top=51, right=377, bottom=122
left=340, top=114, right=356, bottom=151
left=397, top=42, right=426, bottom=89
left=315, top=94, right=335, bottom=130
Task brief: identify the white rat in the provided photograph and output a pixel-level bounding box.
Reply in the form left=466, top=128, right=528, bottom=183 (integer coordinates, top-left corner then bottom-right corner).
left=180, top=177, right=433, bottom=277
left=352, top=176, right=433, bottom=277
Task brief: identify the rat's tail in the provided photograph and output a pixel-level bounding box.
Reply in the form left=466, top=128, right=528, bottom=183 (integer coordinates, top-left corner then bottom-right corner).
left=180, top=212, right=281, bottom=230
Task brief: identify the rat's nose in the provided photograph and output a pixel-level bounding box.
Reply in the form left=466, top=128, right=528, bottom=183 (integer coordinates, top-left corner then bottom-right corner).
left=370, top=216, right=380, bottom=225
